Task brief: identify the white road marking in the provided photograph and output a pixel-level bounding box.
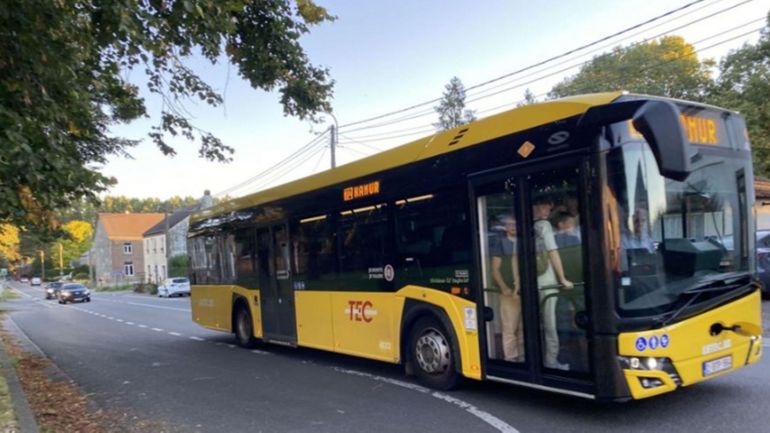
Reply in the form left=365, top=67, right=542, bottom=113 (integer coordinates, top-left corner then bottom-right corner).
left=138, top=324, right=148, bottom=329
left=95, top=297, right=190, bottom=312
left=333, top=367, right=518, bottom=433
left=168, top=332, right=182, bottom=337
left=116, top=319, right=124, bottom=322
left=126, top=322, right=135, bottom=325
left=189, top=336, right=205, bottom=341
left=251, top=349, right=270, bottom=355
left=151, top=328, right=164, bottom=332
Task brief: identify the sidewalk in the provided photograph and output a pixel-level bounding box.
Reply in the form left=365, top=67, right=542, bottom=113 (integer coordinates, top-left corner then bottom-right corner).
left=0, top=284, right=40, bottom=433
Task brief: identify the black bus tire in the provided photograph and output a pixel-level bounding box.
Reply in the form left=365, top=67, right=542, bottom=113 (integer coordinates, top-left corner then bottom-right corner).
left=234, top=304, right=257, bottom=348
left=408, top=316, right=459, bottom=390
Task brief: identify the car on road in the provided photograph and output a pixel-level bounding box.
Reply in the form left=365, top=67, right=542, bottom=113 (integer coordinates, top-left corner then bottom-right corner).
left=158, top=277, right=191, bottom=297
left=756, top=230, right=770, bottom=298
left=45, top=282, right=64, bottom=300
left=31, top=277, right=41, bottom=286
left=58, top=283, right=91, bottom=304
left=19, top=277, right=29, bottom=284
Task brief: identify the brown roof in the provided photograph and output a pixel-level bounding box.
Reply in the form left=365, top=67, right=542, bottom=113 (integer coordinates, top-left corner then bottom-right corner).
left=98, top=213, right=165, bottom=240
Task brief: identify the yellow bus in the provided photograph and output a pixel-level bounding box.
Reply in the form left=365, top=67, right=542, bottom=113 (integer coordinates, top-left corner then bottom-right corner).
left=187, top=92, right=763, bottom=401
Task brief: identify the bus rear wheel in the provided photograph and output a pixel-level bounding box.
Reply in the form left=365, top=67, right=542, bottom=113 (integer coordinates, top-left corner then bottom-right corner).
left=234, top=304, right=257, bottom=348
left=409, top=316, right=459, bottom=390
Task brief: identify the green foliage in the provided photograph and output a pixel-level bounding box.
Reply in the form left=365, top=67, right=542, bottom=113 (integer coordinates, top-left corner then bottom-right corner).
left=168, top=254, right=188, bottom=278
left=709, top=14, right=770, bottom=177
left=434, top=77, right=476, bottom=131
left=549, top=36, right=714, bottom=101
left=0, top=0, right=335, bottom=234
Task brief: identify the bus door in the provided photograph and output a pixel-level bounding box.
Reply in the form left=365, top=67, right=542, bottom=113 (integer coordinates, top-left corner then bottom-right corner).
left=472, top=162, right=593, bottom=393
left=258, top=223, right=297, bottom=344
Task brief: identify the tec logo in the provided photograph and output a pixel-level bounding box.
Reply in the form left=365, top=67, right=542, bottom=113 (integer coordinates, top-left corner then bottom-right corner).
left=635, top=334, right=670, bottom=352
left=347, top=300, right=377, bottom=323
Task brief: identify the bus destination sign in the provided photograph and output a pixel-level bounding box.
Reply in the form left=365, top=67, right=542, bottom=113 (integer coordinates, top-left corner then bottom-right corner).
left=343, top=180, right=381, bottom=202
left=626, top=108, right=728, bottom=147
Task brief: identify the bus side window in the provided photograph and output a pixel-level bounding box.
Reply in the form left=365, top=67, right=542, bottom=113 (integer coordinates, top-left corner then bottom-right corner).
left=338, top=204, right=390, bottom=291
left=394, top=192, right=472, bottom=293
left=292, top=215, right=337, bottom=290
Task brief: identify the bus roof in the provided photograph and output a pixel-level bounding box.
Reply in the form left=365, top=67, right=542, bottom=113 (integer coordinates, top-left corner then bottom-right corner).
left=191, top=91, right=623, bottom=224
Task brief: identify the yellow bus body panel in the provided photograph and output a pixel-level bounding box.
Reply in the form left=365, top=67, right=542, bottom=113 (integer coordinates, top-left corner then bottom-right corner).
left=191, top=93, right=623, bottom=226
left=295, top=291, right=335, bottom=351
left=619, top=290, right=762, bottom=400
left=191, top=285, right=263, bottom=338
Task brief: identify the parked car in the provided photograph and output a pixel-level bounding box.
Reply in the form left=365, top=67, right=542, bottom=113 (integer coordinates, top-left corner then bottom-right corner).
left=158, top=278, right=191, bottom=297
left=756, top=230, right=770, bottom=299
left=30, top=277, right=42, bottom=286
left=58, top=283, right=91, bottom=304
left=19, top=277, right=29, bottom=284
left=45, top=282, right=64, bottom=300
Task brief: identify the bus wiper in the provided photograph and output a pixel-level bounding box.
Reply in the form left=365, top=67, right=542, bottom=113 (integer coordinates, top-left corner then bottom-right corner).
left=657, top=278, right=749, bottom=327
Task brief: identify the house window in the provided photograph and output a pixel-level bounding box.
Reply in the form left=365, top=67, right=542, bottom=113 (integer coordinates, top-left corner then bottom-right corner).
left=123, top=243, right=133, bottom=254
left=124, top=262, right=134, bottom=276
left=161, top=265, right=166, bottom=280
left=146, top=241, right=149, bottom=254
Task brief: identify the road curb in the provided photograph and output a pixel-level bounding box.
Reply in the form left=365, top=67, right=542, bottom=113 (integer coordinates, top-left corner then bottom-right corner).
left=0, top=302, right=41, bottom=433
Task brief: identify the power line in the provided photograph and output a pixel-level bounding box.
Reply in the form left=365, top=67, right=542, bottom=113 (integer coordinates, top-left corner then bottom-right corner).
left=341, top=0, right=756, bottom=136
left=214, top=131, right=328, bottom=197
left=338, top=0, right=711, bottom=130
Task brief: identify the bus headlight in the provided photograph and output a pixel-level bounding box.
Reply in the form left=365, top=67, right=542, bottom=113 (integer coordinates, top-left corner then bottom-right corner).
left=618, top=356, right=682, bottom=387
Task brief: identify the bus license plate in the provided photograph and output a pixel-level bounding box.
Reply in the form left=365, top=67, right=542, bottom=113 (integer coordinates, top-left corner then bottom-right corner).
left=702, top=355, right=732, bottom=377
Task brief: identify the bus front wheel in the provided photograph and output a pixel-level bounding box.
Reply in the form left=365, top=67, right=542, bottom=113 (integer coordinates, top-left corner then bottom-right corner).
left=234, top=304, right=257, bottom=348
left=409, top=316, right=459, bottom=390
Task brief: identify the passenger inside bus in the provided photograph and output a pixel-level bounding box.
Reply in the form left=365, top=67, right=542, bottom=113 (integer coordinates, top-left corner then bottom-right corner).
left=490, top=214, right=524, bottom=363
left=533, top=196, right=573, bottom=371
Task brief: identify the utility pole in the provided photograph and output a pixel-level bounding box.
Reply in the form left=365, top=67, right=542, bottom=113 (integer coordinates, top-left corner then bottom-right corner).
left=39, top=250, right=45, bottom=280
left=326, top=112, right=338, bottom=169
left=58, top=243, right=64, bottom=278
left=329, top=124, right=337, bottom=169
left=164, top=212, right=170, bottom=281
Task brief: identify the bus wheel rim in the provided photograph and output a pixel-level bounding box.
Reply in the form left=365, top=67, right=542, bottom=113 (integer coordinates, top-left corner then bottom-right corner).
left=415, top=329, right=450, bottom=374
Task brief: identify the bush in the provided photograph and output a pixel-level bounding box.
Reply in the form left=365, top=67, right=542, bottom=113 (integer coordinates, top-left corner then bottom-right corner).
left=133, top=283, right=158, bottom=295
left=168, top=255, right=188, bottom=278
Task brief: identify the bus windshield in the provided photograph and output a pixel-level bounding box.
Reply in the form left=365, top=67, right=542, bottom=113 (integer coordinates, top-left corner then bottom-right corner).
left=606, top=141, right=751, bottom=316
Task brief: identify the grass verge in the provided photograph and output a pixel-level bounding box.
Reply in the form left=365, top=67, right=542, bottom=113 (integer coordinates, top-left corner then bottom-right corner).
left=0, top=374, right=18, bottom=433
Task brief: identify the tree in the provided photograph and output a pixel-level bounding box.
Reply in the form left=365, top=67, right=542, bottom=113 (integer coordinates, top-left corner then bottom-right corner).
left=516, top=88, right=538, bottom=108
left=434, top=77, right=476, bottom=131
left=1, top=0, right=336, bottom=233
left=51, top=221, right=94, bottom=270
left=708, top=14, right=770, bottom=177
left=0, top=224, right=20, bottom=270
left=549, top=36, right=714, bottom=101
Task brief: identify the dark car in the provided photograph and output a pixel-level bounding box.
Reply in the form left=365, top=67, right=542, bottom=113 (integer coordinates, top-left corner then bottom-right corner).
left=756, top=230, right=770, bottom=298
left=58, top=283, right=91, bottom=304
left=44, top=282, right=63, bottom=300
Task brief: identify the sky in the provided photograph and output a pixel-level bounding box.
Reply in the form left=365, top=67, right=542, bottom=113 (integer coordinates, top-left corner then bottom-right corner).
left=103, top=0, right=770, bottom=200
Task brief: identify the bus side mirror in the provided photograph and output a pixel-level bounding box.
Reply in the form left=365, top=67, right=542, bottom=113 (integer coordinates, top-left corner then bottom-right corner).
left=632, top=101, right=690, bottom=182
left=578, top=99, right=690, bottom=181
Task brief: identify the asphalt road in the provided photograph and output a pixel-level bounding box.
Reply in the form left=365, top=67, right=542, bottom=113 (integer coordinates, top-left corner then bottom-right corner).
left=3, top=281, right=770, bottom=433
